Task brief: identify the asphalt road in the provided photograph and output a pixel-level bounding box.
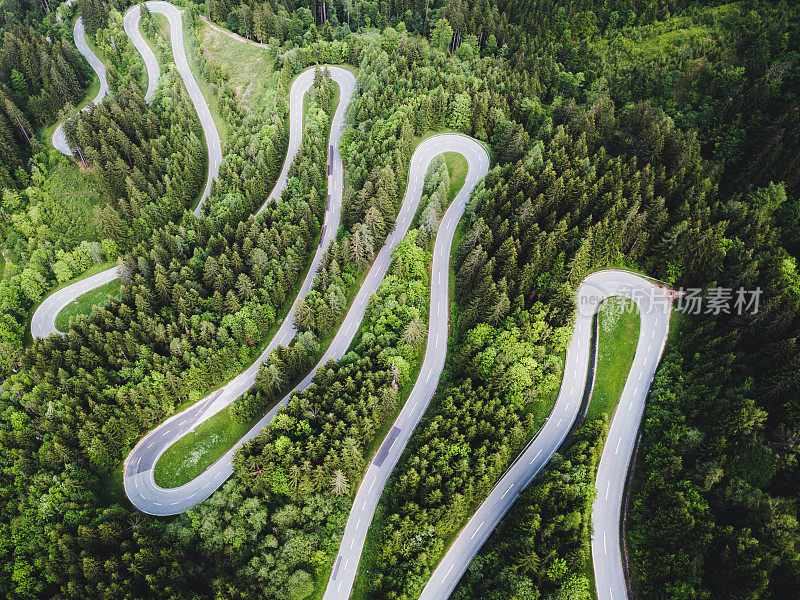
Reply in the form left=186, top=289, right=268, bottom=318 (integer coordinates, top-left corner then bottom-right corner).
left=124, top=2, right=222, bottom=215
left=33, top=1, right=225, bottom=338
left=406, top=271, right=672, bottom=600
left=29, top=267, right=119, bottom=339
left=122, top=67, right=356, bottom=515
left=52, top=17, right=109, bottom=156
left=321, top=135, right=490, bottom=600
left=123, top=134, right=488, bottom=515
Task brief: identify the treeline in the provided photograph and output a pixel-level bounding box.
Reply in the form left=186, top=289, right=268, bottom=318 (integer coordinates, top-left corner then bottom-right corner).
left=0, top=23, right=88, bottom=178
left=0, top=54, right=337, bottom=598
left=173, top=232, right=433, bottom=599
left=453, top=418, right=607, bottom=600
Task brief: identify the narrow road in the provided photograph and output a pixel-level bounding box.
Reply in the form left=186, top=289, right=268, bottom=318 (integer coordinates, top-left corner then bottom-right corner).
left=52, top=16, right=109, bottom=156
left=124, top=1, right=222, bottom=215
left=408, top=272, right=671, bottom=600
left=122, top=66, right=356, bottom=515
left=124, top=134, right=489, bottom=515
left=322, top=135, right=489, bottom=600
left=34, top=1, right=226, bottom=338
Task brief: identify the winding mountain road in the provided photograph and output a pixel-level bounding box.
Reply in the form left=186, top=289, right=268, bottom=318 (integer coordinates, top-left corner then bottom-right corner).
left=125, top=1, right=222, bottom=215
left=52, top=16, right=109, bottom=156
left=408, top=272, right=671, bottom=600
left=123, top=66, right=356, bottom=515
left=124, top=134, right=489, bottom=514
left=34, top=1, right=224, bottom=338
left=39, top=5, right=668, bottom=598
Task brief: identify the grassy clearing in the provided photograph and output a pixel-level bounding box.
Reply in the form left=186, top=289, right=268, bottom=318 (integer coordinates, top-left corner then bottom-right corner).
left=580, top=297, right=640, bottom=599
left=443, top=152, right=468, bottom=204
left=154, top=408, right=253, bottom=488
left=24, top=260, right=116, bottom=345
left=43, top=159, right=105, bottom=243
left=198, top=18, right=279, bottom=113
left=55, top=279, right=121, bottom=331
left=585, top=297, right=640, bottom=421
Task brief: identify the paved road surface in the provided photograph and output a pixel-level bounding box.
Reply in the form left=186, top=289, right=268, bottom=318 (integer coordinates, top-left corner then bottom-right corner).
left=52, top=17, right=109, bottom=156
left=321, top=135, right=489, bottom=600
left=124, top=133, right=488, bottom=515
left=407, top=271, right=671, bottom=600
left=122, top=67, right=356, bottom=515
left=29, top=268, right=119, bottom=339
left=33, top=1, right=226, bottom=338
left=123, top=4, right=160, bottom=103
left=124, top=2, right=222, bottom=215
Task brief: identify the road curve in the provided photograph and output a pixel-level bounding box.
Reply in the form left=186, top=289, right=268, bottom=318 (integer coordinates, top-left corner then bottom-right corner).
left=410, top=271, right=671, bottom=600
left=321, top=136, right=489, bottom=600
left=123, top=5, right=160, bottom=103
left=124, top=1, right=222, bottom=214
left=124, top=134, right=489, bottom=515
left=33, top=1, right=226, bottom=339
left=52, top=17, right=109, bottom=156
left=122, top=66, right=356, bottom=514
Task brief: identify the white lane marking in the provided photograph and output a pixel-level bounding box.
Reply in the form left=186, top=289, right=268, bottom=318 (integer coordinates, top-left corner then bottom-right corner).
left=411, top=402, right=418, bottom=412
left=501, top=483, right=514, bottom=499
left=557, top=418, right=562, bottom=427
left=604, top=531, right=607, bottom=554
left=350, top=537, right=354, bottom=549
left=147, top=441, right=155, bottom=449
left=470, top=521, right=484, bottom=540
left=615, top=437, right=622, bottom=454
left=610, top=587, right=614, bottom=600
left=368, top=479, right=375, bottom=493
left=356, top=518, right=361, bottom=530
left=442, top=563, right=455, bottom=582
left=605, top=481, right=610, bottom=500
left=529, top=449, right=542, bottom=465
left=425, top=371, right=431, bottom=383
left=362, top=499, right=368, bottom=511
left=638, top=371, right=642, bottom=381
left=647, top=343, right=651, bottom=352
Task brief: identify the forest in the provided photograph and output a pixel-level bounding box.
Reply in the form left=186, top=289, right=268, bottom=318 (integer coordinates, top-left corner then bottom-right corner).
left=0, top=0, right=799, bottom=600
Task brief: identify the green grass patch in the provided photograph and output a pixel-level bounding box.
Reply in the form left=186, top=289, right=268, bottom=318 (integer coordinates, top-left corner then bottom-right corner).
left=198, top=18, right=280, bottom=113
left=42, top=159, right=106, bottom=243
left=154, top=406, right=254, bottom=488
left=54, top=279, right=121, bottom=331
left=443, top=152, right=468, bottom=204
left=585, top=297, right=640, bottom=421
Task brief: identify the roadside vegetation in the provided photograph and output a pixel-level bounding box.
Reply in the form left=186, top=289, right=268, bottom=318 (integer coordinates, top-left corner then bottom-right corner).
left=1, top=2, right=800, bottom=600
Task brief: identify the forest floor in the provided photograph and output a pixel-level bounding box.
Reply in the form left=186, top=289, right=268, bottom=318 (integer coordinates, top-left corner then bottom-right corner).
left=55, top=279, right=121, bottom=331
